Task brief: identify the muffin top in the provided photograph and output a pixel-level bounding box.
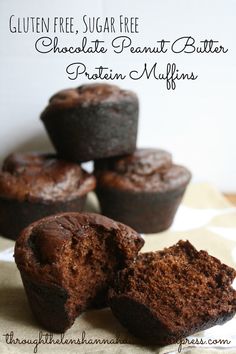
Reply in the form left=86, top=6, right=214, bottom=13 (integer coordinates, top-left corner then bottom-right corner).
left=14, top=212, right=144, bottom=284
left=95, top=148, right=191, bottom=192
left=0, top=153, right=96, bottom=202
left=41, top=83, right=138, bottom=113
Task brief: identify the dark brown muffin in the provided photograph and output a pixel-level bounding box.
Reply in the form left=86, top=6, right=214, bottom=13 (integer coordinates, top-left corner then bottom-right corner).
left=109, top=240, right=236, bottom=345
left=40, top=83, right=139, bottom=162
left=0, top=153, right=96, bottom=239
left=95, top=148, right=191, bottom=233
left=14, top=212, right=144, bottom=332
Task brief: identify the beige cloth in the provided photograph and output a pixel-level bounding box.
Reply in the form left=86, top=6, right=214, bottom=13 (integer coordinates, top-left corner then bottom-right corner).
left=0, top=183, right=236, bottom=354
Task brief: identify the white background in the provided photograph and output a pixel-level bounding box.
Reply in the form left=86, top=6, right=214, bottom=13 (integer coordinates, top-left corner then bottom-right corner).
left=0, top=0, right=235, bottom=192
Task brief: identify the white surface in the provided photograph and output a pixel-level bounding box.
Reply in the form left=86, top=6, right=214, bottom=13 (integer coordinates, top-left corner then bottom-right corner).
left=0, top=246, right=14, bottom=262
left=171, top=205, right=235, bottom=231
left=0, top=0, right=236, bottom=191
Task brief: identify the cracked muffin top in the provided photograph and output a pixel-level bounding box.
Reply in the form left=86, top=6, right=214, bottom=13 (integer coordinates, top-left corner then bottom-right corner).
left=0, top=152, right=96, bottom=202
left=95, top=148, right=191, bottom=192
left=41, top=83, right=138, bottom=112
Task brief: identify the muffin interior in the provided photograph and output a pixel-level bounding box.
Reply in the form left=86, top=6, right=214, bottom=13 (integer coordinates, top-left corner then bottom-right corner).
left=111, top=240, right=236, bottom=333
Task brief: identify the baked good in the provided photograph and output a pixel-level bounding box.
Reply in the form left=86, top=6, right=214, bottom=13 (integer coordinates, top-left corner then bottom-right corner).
left=95, top=148, right=191, bottom=233
left=109, top=240, right=236, bottom=345
left=40, top=83, right=139, bottom=162
left=0, top=153, right=96, bottom=239
left=14, top=212, right=144, bottom=332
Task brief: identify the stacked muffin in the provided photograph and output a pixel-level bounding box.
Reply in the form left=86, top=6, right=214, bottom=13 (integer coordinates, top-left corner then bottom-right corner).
left=0, top=153, right=96, bottom=238
left=0, top=83, right=191, bottom=237
left=40, top=82, right=191, bottom=234
left=0, top=84, right=138, bottom=239
left=2, top=83, right=235, bottom=343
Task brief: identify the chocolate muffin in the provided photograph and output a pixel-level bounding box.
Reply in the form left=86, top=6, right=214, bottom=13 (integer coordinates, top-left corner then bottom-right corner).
left=40, top=83, right=139, bottom=162
left=14, top=212, right=144, bottom=332
left=95, top=148, right=191, bottom=233
left=0, top=153, right=96, bottom=239
left=109, top=240, right=236, bottom=345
